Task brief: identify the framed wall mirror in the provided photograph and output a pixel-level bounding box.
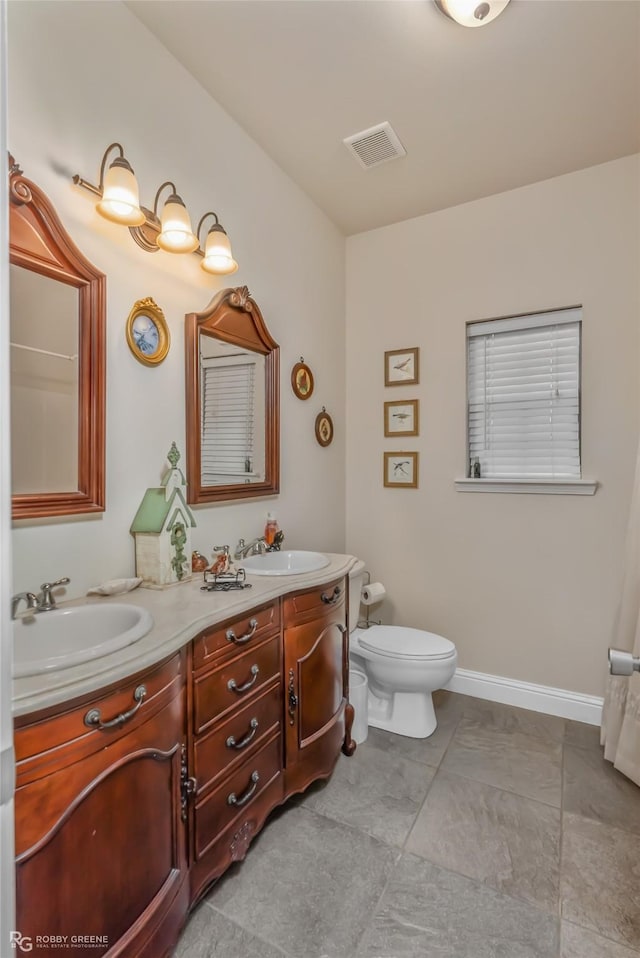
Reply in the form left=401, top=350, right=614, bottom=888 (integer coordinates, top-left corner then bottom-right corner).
left=185, top=286, right=279, bottom=504
left=9, top=156, right=106, bottom=519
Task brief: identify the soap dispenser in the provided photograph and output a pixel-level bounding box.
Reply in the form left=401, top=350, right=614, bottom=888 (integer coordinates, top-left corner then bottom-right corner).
left=264, top=512, right=279, bottom=547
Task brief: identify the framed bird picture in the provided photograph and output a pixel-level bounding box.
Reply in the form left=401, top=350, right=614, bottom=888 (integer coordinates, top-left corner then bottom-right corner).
left=384, top=347, right=419, bottom=386
left=384, top=451, right=418, bottom=488
left=384, top=399, right=419, bottom=437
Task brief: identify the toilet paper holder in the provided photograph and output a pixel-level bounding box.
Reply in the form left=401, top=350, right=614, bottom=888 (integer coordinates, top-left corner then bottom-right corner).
left=358, top=570, right=381, bottom=630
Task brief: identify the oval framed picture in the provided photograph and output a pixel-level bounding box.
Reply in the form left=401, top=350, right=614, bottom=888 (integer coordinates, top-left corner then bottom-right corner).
left=126, top=297, right=170, bottom=366
left=315, top=408, right=334, bottom=447
left=291, top=359, right=314, bottom=400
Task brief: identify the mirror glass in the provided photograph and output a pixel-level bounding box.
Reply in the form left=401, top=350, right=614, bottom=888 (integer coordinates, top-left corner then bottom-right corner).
left=9, top=156, right=106, bottom=519
left=10, top=265, right=79, bottom=494
left=185, top=286, right=279, bottom=504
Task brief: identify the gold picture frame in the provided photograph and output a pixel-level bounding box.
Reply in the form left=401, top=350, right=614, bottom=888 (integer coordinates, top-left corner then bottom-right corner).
left=384, top=451, right=418, bottom=488
left=384, top=347, right=419, bottom=386
left=384, top=399, right=419, bottom=437
left=291, top=358, right=314, bottom=400
left=126, top=297, right=170, bottom=366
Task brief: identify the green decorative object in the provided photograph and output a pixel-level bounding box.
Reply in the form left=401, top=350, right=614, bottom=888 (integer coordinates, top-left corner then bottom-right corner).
left=130, top=443, right=197, bottom=589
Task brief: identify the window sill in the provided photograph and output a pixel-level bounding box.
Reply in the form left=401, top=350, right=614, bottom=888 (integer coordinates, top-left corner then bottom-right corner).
left=454, top=478, right=598, bottom=496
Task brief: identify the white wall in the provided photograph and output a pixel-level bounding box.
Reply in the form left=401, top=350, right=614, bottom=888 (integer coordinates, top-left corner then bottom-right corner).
left=346, top=156, right=640, bottom=698
left=8, top=1, right=346, bottom=598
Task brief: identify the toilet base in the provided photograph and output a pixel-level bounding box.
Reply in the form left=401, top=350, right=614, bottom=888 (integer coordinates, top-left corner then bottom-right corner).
left=367, top=688, right=437, bottom=739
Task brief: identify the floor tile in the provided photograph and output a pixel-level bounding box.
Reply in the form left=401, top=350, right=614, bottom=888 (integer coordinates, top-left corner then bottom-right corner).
left=561, top=920, right=640, bottom=957
left=564, top=718, right=602, bottom=752
left=300, top=739, right=436, bottom=847
left=561, top=812, right=640, bottom=950
left=442, top=718, right=562, bottom=806
left=406, top=770, right=561, bottom=912
left=356, top=853, right=559, bottom=958
left=174, top=902, right=290, bottom=957
left=460, top=698, right=565, bottom=745
left=563, top=744, right=640, bottom=835
left=209, top=805, right=398, bottom=958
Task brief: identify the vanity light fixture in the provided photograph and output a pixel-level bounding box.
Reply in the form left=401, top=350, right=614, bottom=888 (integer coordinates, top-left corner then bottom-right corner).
left=434, top=0, right=510, bottom=27
left=197, top=212, right=238, bottom=275
left=73, top=143, right=239, bottom=274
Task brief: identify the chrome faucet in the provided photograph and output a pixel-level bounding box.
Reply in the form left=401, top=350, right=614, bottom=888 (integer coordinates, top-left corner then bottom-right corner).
left=234, top=537, right=267, bottom=561
left=36, top=577, right=70, bottom=612
left=11, top=592, right=39, bottom=620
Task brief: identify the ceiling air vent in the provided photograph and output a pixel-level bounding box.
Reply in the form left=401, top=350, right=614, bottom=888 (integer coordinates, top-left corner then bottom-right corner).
left=343, top=121, right=407, bottom=170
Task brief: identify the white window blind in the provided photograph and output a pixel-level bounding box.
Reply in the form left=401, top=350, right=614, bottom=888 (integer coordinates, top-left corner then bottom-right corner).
left=201, top=359, right=256, bottom=484
left=467, top=308, right=582, bottom=479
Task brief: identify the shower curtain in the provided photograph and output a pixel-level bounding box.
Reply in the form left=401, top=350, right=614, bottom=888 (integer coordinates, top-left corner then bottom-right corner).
left=601, top=443, right=640, bottom=787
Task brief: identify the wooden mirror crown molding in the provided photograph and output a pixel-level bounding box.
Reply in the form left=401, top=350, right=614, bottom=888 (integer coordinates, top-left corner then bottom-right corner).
left=9, top=155, right=106, bottom=519
left=185, top=285, right=280, bottom=504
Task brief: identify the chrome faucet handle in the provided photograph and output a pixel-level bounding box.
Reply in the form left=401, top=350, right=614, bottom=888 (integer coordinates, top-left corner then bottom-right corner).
left=38, top=577, right=70, bottom=611
left=233, top=539, right=246, bottom=560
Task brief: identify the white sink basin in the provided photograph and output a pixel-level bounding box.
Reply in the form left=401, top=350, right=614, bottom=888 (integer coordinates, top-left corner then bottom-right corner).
left=241, top=550, right=330, bottom=576
left=13, top=603, right=154, bottom=678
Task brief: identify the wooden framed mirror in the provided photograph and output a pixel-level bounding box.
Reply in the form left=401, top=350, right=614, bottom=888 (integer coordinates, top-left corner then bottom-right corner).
left=9, top=156, right=106, bottom=519
left=185, top=286, right=279, bottom=504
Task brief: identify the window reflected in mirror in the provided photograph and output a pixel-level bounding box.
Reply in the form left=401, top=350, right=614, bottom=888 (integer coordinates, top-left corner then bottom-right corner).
left=10, top=265, right=79, bottom=494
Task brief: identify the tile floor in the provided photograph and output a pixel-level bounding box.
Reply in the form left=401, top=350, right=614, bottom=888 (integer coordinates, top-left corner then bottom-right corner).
left=173, top=691, right=640, bottom=957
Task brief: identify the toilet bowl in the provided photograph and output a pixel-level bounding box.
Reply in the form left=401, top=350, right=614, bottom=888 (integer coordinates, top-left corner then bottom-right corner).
left=348, top=560, right=457, bottom=738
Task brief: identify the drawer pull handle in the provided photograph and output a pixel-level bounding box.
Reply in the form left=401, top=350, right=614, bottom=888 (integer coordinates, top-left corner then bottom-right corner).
left=226, top=718, right=259, bottom=750
left=227, top=664, right=259, bottom=693
left=227, top=770, right=260, bottom=807
left=84, top=685, right=147, bottom=730
left=226, top=618, right=259, bottom=645
left=321, top=586, right=342, bottom=606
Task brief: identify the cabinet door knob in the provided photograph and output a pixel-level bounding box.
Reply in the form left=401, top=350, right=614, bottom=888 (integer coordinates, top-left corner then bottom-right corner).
left=227, top=770, right=260, bottom=807
left=84, top=685, right=147, bottom=730
left=227, top=664, right=259, bottom=693
left=226, top=618, right=259, bottom=645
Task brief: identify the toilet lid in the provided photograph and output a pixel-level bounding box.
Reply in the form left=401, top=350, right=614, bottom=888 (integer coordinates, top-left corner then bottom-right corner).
left=357, top=625, right=455, bottom=661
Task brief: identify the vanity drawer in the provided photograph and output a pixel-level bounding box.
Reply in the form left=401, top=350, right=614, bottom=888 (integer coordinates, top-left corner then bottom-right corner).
left=15, top=652, right=184, bottom=784
left=193, top=635, right=281, bottom=733
left=192, top=601, right=281, bottom=671
left=284, top=577, right=346, bottom=628
left=194, top=679, right=282, bottom=794
left=193, top=732, right=282, bottom=861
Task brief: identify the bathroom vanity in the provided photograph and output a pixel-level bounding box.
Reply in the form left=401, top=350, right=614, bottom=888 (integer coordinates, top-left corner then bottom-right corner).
left=12, top=558, right=356, bottom=958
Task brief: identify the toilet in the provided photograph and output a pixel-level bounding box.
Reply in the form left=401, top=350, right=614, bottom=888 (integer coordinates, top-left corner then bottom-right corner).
left=348, top=560, right=457, bottom=738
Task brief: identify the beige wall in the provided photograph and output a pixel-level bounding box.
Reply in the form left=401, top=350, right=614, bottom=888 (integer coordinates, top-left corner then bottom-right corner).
left=8, top=1, right=346, bottom=597
left=346, top=156, right=640, bottom=698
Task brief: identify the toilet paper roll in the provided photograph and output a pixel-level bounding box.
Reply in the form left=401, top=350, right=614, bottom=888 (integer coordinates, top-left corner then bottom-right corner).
left=361, top=582, right=386, bottom=606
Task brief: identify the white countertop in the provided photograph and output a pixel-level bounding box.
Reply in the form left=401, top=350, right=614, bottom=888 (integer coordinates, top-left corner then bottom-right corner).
left=12, top=553, right=358, bottom=718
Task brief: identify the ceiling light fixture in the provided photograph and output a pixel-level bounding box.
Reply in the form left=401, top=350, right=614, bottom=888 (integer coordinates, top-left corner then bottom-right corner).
left=434, top=0, right=510, bottom=28
left=73, top=143, right=238, bottom=274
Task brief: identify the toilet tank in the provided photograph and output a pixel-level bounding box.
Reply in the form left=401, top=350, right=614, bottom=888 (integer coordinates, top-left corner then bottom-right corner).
left=348, top=559, right=366, bottom=633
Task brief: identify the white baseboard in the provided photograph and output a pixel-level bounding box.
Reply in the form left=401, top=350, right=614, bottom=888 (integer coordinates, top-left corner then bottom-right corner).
left=445, top=667, right=603, bottom=726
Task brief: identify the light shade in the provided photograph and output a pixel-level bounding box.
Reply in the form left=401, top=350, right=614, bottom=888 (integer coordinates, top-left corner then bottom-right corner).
left=96, top=157, right=145, bottom=226
left=201, top=224, right=238, bottom=275
left=435, top=0, right=510, bottom=27
left=157, top=193, right=199, bottom=253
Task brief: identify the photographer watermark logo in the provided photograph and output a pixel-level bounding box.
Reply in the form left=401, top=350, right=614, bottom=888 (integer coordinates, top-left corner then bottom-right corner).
left=10, top=933, right=32, bottom=952
left=10, top=933, right=109, bottom=951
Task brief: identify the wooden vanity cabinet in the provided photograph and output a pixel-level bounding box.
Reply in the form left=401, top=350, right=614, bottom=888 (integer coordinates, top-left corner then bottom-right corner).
left=13, top=652, right=187, bottom=958
left=13, top=576, right=355, bottom=957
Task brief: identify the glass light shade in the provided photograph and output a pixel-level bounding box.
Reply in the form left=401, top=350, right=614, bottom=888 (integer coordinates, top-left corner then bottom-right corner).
left=201, top=226, right=239, bottom=275
left=96, top=158, right=145, bottom=226
left=435, top=0, right=510, bottom=27
left=157, top=195, right=199, bottom=253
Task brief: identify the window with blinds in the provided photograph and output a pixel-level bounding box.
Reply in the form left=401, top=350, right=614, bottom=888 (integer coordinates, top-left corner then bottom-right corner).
left=467, top=308, right=582, bottom=479
left=201, top=358, right=256, bottom=484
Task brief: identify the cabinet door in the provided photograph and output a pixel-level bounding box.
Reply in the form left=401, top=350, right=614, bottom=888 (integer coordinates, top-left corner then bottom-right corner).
left=284, top=587, right=348, bottom=790
left=15, top=689, right=188, bottom=958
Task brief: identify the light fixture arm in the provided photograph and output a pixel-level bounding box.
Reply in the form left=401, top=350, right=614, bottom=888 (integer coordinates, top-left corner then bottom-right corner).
left=97, top=142, right=126, bottom=192
left=152, top=181, right=179, bottom=218
left=196, top=211, right=221, bottom=242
